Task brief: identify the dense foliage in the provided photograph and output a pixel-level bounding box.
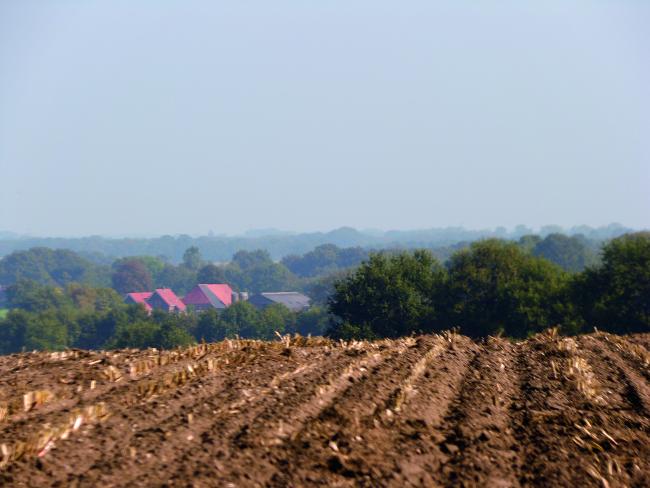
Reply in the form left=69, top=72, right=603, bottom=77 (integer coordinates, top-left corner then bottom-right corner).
left=327, top=233, right=650, bottom=339
left=0, top=224, right=631, bottom=263
left=0, top=248, right=110, bottom=288
left=282, top=244, right=369, bottom=277
left=0, top=231, right=648, bottom=352
left=444, top=241, right=569, bottom=337
left=0, top=280, right=328, bottom=354
left=329, top=251, right=445, bottom=339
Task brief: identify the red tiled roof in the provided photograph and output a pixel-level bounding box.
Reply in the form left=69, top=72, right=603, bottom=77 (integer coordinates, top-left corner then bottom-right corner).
left=202, top=284, right=233, bottom=307
left=153, top=288, right=186, bottom=312
left=183, top=283, right=233, bottom=309
left=125, top=292, right=153, bottom=311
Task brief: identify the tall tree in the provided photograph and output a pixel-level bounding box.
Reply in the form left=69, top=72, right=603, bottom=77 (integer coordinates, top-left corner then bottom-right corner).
left=445, top=240, right=569, bottom=338
left=574, top=232, right=650, bottom=333
left=182, top=246, right=203, bottom=271
left=197, top=264, right=227, bottom=284
left=111, top=259, right=153, bottom=294
left=328, top=250, right=445, bottom=339
left=532, top=233, right=598, bottom=272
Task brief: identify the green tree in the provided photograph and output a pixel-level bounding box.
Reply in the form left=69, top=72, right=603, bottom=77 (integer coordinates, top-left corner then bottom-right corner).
left=158, top=320, right=195, bottom=349
left=327, top=250, right=445, bottom=339
left=0, top=247, right=109, bottom=287
left=220, top=301, right=261, bottom=338
left=574, top=232, right=650, bottom=333
left=258, top=303, right=294, bottom=339
left=65, top=283, right=124, bottom=312
left=445, top=240, right=569, bottom=338
left=182, top=246, right=203, bottom=271
left=156, top=264, right=196, bottom=295
left=109, top=320, right=160, bottom=349
left=303, top=269, right=352, bottom=306
left=5, top=279, right=72, bottom=312
left=197, top=264, right=227, bottom=284
left=195, top=309, right=229, bottom=342
left=532, top=233, right=598, bottom=272
left=294, top=306, right=329, bottom=336
left=0, top=309, right=68, bottom=353
left=111, top=259, right=153, bottom=294
left=226, top=249, right=296, bottom=293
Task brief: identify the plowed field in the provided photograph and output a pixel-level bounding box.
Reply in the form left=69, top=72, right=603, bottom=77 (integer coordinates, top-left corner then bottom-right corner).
left=1, top=331, right=649, bottom=487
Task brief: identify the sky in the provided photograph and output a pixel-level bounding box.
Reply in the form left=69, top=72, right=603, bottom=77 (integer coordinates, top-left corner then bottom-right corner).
left=0, top=1, right=648, bottom=237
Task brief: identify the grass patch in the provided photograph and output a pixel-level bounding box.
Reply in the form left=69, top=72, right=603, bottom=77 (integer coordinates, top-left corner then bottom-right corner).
left=0, top=309, right=7, bottom=319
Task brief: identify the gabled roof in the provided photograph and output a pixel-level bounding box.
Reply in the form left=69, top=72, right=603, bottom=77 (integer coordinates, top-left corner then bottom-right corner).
left=125, top=292, right=153, bottom=311
left=151, top=288, right=186, bottom=312
left=200, top=284, right=233, bottom=308
left=256, top=292, right=311, bottom=311
left=183, top=283, right=233, bottom=309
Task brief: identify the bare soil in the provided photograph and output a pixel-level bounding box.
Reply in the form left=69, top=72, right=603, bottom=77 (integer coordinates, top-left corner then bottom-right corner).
left=1, top=332, right=649, bottom=487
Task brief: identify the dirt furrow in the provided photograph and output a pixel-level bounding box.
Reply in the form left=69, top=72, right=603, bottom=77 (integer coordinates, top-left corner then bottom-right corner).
left=247, top=336, right=448, bottom=487
left=513, top=333, right=649, bottom=487
left=597, top=334, right=650, bottom=384
left=590, top=335, right=650, bottom=413
left=426, top=337, right=523, bottom=488
left=292, top=333, right=478, bottom=487
left=509, top=333, right=599, bottom=486
left=576, top=336, right=650, bottom=486
left=0, top=344, right=248, bottom=435
left=0, top=345, right=238, bottom=439
left=156, top=337, right=426, bottom=487
left=87, top=346, right=343, bottom=487
left=0, top=344, right=297, bottom=486
left=627, top=335, right=650, bottom=351
left=2, top=332, right=649, bottom=487
left=121, top=342, right=389, bottom=487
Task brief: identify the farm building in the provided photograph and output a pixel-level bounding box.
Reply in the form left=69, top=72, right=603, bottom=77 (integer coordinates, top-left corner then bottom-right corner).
left=182, top=284, right=234, bottom=311
left=248, top=292, right=311, bottom=312
left=124, top=291, right=153, bottom=312
left=147, top=288, right=187, bottom=313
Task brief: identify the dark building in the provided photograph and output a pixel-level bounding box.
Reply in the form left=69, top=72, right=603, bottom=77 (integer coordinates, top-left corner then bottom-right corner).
left=248, top=292, right=311, bottom=312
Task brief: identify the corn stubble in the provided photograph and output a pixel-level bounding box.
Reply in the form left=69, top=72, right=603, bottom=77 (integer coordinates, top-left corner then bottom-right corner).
left=0, top=331, right=648, bottom=488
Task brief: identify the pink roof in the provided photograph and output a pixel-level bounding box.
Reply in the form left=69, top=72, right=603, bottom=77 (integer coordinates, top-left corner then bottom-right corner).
left=153, top=288, right=186, bottom=312
left=183, top=283, right=233, bottom=309
left=125, top=292, right=153, bottom=311
left=202, top=284, right=233, bottom=307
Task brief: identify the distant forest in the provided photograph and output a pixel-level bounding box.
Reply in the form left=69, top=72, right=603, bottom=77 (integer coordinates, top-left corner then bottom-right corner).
left=0, top=228, right=648, bottom=354
left=0, top=231, right=614, bottom=296
left=0, top=224, right=633, bottom=263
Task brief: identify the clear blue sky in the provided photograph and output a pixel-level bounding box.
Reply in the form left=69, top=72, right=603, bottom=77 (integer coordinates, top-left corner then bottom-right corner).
left=1, top=1, right=648, bottom=237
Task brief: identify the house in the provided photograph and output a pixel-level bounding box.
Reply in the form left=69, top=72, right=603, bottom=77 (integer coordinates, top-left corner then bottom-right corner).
left=124, top=292, right=153, bottom=312
left=248, top=292, right=311, bottom=312
left=183, top=284, right=234, bottom=311
left=147, top=288, right=187, bottom=313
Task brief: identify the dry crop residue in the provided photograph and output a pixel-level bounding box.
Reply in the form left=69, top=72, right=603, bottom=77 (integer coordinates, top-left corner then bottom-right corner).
left=0, top=332, right=649, bottom=487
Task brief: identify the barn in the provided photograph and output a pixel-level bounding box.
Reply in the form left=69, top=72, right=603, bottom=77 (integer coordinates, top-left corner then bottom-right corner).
left=183, top=284, right=234, bottom=312
left=124, top=291, right=153, bottom=313
left=147, top=288, right=186, bottom=313
left=248, top=292, right=311, bottom=312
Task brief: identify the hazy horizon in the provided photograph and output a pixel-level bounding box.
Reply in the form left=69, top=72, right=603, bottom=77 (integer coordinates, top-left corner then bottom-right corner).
left=2, top=1, right=649, bottom=236
left=0, top=222, right=641, bottom=241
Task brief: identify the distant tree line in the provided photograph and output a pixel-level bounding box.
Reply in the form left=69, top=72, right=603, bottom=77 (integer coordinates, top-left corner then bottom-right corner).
left=0, top=232, right=647, bottom=353
left=0, top=223, right=631, bottom=263
left=328, top=233, right=650, bottom=339
left=0, top=280, right=328, bottom=354
left=0, top=233, right=607, bottom=299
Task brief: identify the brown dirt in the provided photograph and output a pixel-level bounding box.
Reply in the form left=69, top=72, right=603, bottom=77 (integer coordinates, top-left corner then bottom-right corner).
left=1, top=332, right=649, bottom=487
